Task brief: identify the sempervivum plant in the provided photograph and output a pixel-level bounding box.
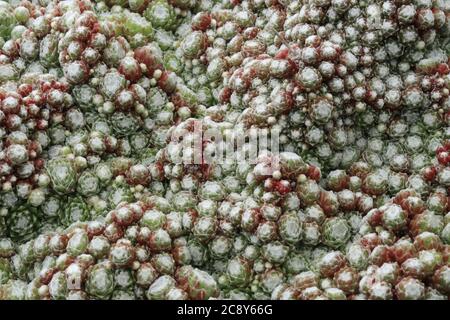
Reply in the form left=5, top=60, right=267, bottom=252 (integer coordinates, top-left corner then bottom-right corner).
left=0, top=0, right=449, bottom=301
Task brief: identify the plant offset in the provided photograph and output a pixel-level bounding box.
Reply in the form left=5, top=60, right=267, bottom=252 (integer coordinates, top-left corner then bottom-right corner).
left=0, top=0, right=449, bottom=301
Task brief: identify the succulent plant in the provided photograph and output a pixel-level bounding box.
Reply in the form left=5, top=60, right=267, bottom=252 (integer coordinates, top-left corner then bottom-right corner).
left=0, top=0, right=449, bottom=301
